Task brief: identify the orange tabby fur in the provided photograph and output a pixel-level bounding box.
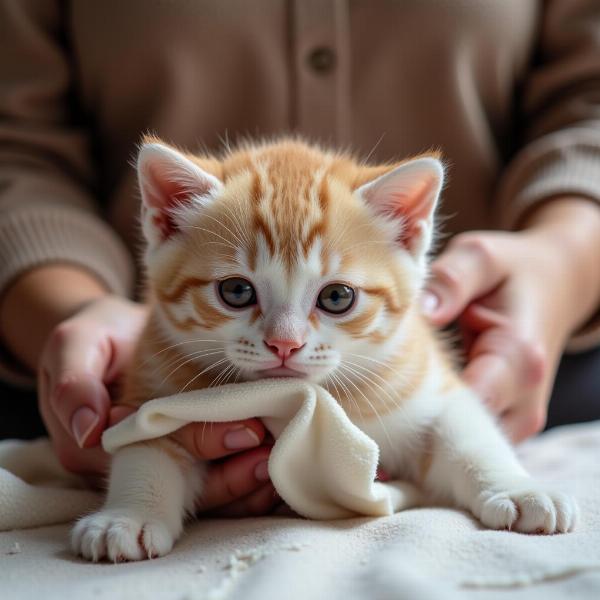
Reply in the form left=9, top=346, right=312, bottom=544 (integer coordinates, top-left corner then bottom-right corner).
left=120, top=137, right=455, bottom=420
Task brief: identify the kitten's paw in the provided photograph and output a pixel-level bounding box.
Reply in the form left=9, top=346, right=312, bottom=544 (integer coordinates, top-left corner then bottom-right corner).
left=71, top=508, right=179, bottom=562
left=477, top=484, right=578, bottom=534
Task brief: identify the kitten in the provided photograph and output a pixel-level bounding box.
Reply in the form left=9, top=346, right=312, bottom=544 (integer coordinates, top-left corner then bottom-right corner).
left=72, top=137, right=577, bottom=561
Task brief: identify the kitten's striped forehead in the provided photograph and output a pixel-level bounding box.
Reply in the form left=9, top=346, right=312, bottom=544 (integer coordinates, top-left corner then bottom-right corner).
left=246, top=154, right=332, bottom=275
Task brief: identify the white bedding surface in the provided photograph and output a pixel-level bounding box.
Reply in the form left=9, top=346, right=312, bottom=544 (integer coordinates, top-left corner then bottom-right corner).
left=1, top=421, right=600, bottom=600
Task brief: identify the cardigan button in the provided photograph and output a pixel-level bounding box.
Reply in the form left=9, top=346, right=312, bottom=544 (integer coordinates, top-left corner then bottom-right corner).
left=307, top=47, right=336, bottom=74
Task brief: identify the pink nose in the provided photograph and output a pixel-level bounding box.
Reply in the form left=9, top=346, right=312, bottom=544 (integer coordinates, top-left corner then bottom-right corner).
left=264, top=339, right=305, bottom=360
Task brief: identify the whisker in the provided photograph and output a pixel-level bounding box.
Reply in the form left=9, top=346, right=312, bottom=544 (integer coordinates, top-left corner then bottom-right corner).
left=330, top=371, right=366, bottom=427
left=323, top=373, right=339, bottom=402
left=143, top=339, right=225, bottom=365
left=199, top=212, right=246, bottom=249
left=189, top=240, right=240, bottom=261
left=339, top=361, right=403, bottom=416
left=343, top=360, right=409, bottom=420
left=223, top=364, right=240, bottom=386
left=209, top=363, right=236, bottom=388
left=335, top=368, right=396, bottom=461
left=180, top=225, right=237, bottom=250
left=187, top=239, right=243, bottom=271
left=222, top=366, right=237, bottom=387
left=363, top=132, right=387, bottom=164
left=179, top=357, right=230, bottom=393
left=160, top=348, right=225, bottom=376
left=343, top=357, right=416, bottom=402
left=233, top=367, right=242, bottom=383
left=219, top=364, right=241, bottom=387
left=219, top=201, right=253, bottom=249
left=160, top=350, right=225, bottom=388
left=343, top=359, right=402, bottom=396
left=344, top=352, right=397, bottom=371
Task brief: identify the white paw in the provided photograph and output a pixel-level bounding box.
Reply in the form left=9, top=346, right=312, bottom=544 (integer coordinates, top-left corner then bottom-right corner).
left=477, top=483, right=578, bottom=534
left=71, top=508, right=179, bottom=562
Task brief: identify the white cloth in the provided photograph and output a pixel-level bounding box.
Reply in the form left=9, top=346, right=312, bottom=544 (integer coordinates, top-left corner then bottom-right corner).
left=103, top=379, right=419, bottom=519
left=1, top=381, right=600, bottom=598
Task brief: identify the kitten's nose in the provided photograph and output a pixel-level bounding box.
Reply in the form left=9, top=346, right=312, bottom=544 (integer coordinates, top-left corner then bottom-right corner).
left=264, top=339, right=305, bottom=361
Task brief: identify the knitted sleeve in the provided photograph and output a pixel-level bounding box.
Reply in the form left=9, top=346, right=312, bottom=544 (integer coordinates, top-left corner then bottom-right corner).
left=0, top=1, right=134, bottom=383
left=494, top=0, right=600, bottom=351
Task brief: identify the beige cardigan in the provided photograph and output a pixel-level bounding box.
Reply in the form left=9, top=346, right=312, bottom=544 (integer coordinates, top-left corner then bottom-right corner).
left=1, top=0, right=600, bottom=382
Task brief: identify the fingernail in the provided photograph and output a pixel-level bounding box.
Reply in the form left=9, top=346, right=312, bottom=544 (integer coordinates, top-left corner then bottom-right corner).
left=224, top=426, right=260, bottom=450
left=254, top=460, right=270, bottom=482
left=420, top=291, right=439, bottom=315
left=71, top=407, right=100, bottom=448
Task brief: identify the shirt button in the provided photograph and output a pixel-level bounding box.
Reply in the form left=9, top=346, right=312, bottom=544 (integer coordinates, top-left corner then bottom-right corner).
left=307, top=47, right=336, bottom=74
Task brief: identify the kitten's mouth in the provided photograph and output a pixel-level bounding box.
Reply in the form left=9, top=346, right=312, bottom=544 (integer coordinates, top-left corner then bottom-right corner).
left=257, top=366, right=306, bottom=378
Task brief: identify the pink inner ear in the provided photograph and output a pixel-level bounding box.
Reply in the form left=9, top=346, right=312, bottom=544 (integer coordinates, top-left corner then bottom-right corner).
left=151, top=210, right=178, bottom=241
left=364, top=174, right=436, bottom=249
left=144, top=163, right=215, bottom=241
left=144, top=173, right=189, bottom=240
left=385, top=176, right=435, bottom=222
left=145, top=164, right=212, bottom=211
left=389, top=176, right=435, bottom=247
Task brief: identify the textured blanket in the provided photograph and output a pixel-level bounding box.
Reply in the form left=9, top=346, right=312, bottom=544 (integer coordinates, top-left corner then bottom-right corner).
left=1, top=380, right=599, bottom=599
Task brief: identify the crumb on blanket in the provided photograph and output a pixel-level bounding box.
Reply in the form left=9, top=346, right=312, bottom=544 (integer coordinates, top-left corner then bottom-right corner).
left=188, top=544, right=311, bottom=600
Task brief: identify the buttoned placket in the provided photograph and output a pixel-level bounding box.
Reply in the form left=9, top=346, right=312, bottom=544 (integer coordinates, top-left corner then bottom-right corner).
left=291, top=0, right=351, bottom=146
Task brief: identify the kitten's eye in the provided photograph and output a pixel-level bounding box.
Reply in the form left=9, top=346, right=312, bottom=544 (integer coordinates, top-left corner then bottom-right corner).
left=219, top=277, right=257, bottom=308
left=317, top=283, right=355, bottom=314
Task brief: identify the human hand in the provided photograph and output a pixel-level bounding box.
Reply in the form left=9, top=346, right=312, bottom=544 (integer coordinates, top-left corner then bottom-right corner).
left=421, top=199, right=600, bottom=442
left=38, top=294, right=277, bottom=514
left=38, top=295, right=149, bottom=473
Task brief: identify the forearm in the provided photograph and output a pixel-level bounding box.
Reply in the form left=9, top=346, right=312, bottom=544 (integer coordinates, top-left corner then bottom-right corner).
left=521, top=196, right=600, bottom=336
left=0, top=265, right=110, bottom=372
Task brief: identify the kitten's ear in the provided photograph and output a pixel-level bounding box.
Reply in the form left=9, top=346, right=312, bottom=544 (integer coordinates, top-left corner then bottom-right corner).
left=356, top=157, right=444, bottom=259
left=137, top=140, right=223, bottom=248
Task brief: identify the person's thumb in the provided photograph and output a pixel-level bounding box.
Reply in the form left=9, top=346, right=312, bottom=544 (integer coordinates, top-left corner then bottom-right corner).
left=421, top=235, right=508, bottom=326
left=43, top=323, right=113, bottom=448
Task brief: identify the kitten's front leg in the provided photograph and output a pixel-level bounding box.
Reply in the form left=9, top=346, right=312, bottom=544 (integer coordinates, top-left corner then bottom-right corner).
left=424, top=391, right=578, bottom=534
left=72, top=442, right=204, bottom=562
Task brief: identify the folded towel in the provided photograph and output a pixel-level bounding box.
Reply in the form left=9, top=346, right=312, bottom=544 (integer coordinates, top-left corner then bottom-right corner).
left=0, top=439, right=100, bottom=530
left=0, top=379, right=420, bottom=530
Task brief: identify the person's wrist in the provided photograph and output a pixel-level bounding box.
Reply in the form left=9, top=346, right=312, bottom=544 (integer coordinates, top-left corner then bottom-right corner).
left=520, top=196, right=600, bottom=334
left=0, top=264, right=110, bottom=372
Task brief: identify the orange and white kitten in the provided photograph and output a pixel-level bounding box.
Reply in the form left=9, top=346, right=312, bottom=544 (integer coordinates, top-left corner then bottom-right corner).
left=72, top=138, right=577, bottom=562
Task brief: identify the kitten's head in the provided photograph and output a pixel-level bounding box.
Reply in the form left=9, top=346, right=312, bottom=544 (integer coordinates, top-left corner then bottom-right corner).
left=137, top=137, right=443, bottom=388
